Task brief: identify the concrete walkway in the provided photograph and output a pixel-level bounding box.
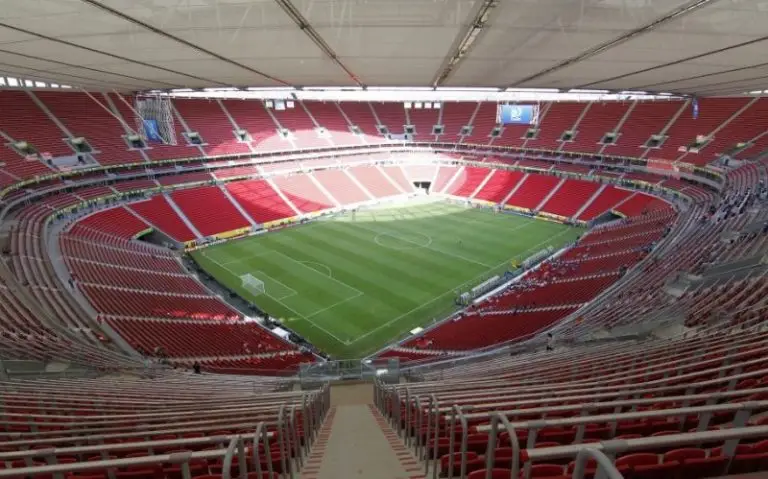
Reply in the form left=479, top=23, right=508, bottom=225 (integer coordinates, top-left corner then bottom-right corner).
left=301, top=383, right=424, bottom=479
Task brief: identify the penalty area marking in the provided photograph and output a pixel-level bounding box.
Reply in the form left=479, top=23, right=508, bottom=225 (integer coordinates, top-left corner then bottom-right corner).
left=300, top=261, right=333, bottom=278
left=200, top=250, right=352, bottom=345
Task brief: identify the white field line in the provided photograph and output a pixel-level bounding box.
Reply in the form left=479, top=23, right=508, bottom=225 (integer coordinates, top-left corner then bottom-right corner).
left=349, top=225, right=575, bottom=345
left=201, top=250, right=352, bottom=345
left=348, top=221, right=492, bottom=268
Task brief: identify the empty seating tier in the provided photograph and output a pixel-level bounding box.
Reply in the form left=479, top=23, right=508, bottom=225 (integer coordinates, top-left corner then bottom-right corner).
left=172, top=99, right=251, bottom=156
left=171, top=186, right=250, bottom=236
left=505, top=174, right=560, bottom=211
left=577, top=186, right=633, bottom=221
left=474, top=170, right=526, bottom=204
left=540, top=179, right=600, bottom=218
left=35, top=91, right=142, bottom=165
left=107, top=318, right=293, bottom=357
left=444, top=166, right=491, bottom=197
left=225, top=179, right=296, bottom=223
left=348, top=165, right=402, bottom=198
left=312, top=169, right=370, bottom=205
left=130, top=196, right=198, bottom=242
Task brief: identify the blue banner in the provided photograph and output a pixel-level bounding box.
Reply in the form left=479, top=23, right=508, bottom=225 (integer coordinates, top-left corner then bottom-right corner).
left=692, top=98, right=699, bottom=119
left=496, top=104, right=537, bottom=125
left=143, top=119, right=163, bottom=143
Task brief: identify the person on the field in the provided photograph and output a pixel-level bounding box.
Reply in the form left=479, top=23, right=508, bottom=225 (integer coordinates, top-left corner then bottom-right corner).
left=192, top=361, right=201, bottom=374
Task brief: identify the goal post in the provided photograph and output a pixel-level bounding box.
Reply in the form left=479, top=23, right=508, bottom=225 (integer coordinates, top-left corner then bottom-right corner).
left=241, top=274, right=265, bottom=296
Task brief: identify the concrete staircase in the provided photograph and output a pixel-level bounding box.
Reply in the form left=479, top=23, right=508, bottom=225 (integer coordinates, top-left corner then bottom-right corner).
left=302, top=383, right=424, bottom=479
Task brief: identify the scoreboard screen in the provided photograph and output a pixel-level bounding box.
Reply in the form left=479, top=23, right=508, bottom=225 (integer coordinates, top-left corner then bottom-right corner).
left=496, top=104, right=538, bottom=125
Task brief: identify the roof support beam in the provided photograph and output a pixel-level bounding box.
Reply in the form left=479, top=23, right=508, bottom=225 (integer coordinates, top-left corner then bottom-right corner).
left=633, top=61, right=768, bottom=92
left=583, top=35, right=768, bottom=90
left=0, top=48, right=173, bottom=89
left=431, top=0, right=500, bottom=88
left=77, top=0, right=291, bottom=87
left=0, top=21, right=226, bottom=89
left=503, top=0, right=721, bottom=89
left=272, top=0, right=363, bottom=87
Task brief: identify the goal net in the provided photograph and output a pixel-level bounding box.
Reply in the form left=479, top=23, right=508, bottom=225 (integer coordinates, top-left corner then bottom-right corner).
left=241, top=274, right=265, bottom=296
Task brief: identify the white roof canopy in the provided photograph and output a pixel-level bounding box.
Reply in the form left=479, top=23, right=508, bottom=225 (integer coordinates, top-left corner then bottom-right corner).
left=0, top=0, right=766, bottom=95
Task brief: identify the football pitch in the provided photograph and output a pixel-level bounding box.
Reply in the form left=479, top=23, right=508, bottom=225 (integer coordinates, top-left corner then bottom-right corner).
left=191, top=201, right=582, bottom=358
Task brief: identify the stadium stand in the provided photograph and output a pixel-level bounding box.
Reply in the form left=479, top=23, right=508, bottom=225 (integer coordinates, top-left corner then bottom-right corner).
left=130, top=196, right=199, bottom=243
left=567, top=102, right=631, bottom=154
left=172, top=99, right=252, bottom=156
left=526, top=102, right=588, bottom=151
left=336, top=101, right=383, bottom=141
left=170, top=186, right=251, bottom=236
left=304, top=100, right=363, bottom=146
left=270, top=101, right=329, bottom=149
left=225, top=179, right=297, bottom=224
left=445, top=166, right=492, bottom=197
left=312, top=168, right=371, bottom=204
left=35, top=91, right=144, bottom=165
left=505, top=174, right=560, bottom=211
left=3, top=87, right=768, bottom=479
left=473, top=170, right=526, bottom=204
left=539, top=179, right=601, bottom=218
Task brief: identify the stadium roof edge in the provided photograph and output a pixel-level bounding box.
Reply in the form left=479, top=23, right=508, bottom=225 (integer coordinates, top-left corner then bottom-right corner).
left=143, top=87, right=691, bottom=103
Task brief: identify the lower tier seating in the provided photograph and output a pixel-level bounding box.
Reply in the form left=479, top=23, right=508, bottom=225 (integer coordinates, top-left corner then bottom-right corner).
left=107, top=318, right=294, bottom=357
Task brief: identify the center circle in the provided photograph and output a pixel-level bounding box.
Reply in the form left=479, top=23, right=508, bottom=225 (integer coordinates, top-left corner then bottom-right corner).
left=374, top=232, right=433, bottom=250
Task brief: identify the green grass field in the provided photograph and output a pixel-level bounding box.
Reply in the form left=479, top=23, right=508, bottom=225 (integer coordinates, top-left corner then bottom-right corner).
left=191, top=201, right=581, bottom=358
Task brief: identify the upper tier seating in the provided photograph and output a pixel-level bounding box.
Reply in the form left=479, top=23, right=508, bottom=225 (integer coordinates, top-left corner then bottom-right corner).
left=525, top=102, right=588, bottom=151
left=172, top=99, right=251, bottom=156
left=463, top=102, right=497, bottom=144
left=220, top=99, right=288, bottom=152
left=380, top=322, right=768, bottom=479
left=3, top=93, right=768, bottom=191
left=371, top=102, right=407, bottom=136
left=107, top=93, right=200, bottom=162
left=303, top=100, right=363, bottom=146
left=0, top=91, right=73, bottom=157
left=654, top=98, right=750, bottom=163
left=35, top=91, right=144, bottom=165
left=271, top=101, right=330, bottom=149
left=567, top=102, right=631, bottom=154
left=336, top=102, right=383, bottom=141
left=602, top=101, right=684, bottom=158
left=704, top=98, right=768, bottom=161
left=441, top=102, right=476, bottom=140
left=407, top=104, right=441, bottom=141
